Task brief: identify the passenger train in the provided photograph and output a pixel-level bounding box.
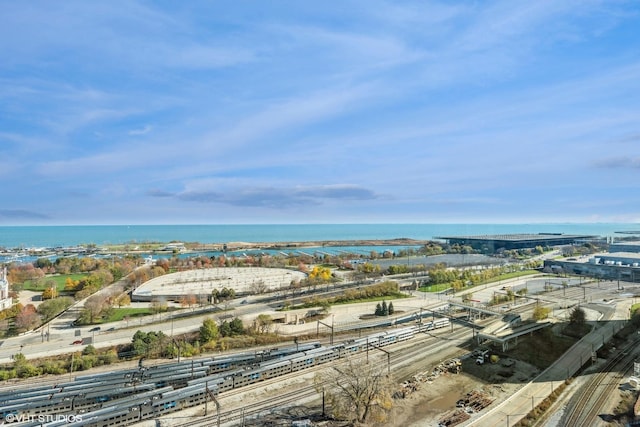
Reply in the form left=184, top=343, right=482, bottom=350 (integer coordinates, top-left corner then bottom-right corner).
left=3, top=319, right=449, bottom=427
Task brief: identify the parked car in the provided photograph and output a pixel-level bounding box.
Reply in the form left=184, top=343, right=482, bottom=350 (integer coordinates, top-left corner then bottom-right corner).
left=89, top=326, right=101, bottom=332
left=72, top=340, right=83, bottom=345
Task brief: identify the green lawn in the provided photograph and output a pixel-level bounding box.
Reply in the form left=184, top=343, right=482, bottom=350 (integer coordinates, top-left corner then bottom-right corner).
left=285, top=293, right=410, bottom=311
left=417, top=283, right=451, bottom=293
left=23, top=273, right=86, bottom=292
left=418, top=270, right=540, bottom=293
left=103, top=307, right=154, bottom=322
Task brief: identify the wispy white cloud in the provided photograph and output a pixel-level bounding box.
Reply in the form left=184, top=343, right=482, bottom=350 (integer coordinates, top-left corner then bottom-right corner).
left=1, top=0, right=639, bottom=224
left=152, top=183, right=378, bottom=209
left=0, top=209, right=50, bottom=220
left=128, top=125, right=153, bottom=136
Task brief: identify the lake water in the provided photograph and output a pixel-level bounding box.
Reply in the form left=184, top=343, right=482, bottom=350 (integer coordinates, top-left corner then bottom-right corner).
left=0, top=223, right=638, bottom=249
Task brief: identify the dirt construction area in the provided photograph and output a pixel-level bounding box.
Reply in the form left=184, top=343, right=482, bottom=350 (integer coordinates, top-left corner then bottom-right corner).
left=386, top=353, right=541, bottom=426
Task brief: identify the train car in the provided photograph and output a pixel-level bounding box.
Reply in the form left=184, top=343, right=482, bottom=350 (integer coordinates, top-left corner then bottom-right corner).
left=376, top=332, right=397, bottom=347
left=72, top=383, right=158, bottom=410
left=363, top=333, right=381, bottom=348
left=54, top=405, right=139, bottom=427
left=265, top=341, right=322, bottom=359
left=419, top=317, right=450, bottom=332
left=232, top=359, right=293, bottom=388
left=0, top=394, right=75, bottom=419
left=0, top=390, right=62, bottom=408
left=185, top=374, right=227, bottom=392
left=341, top=340, right=362, bottom=353
left=105, top=386, right=174, bottom=406
left=73, top=369, right=140, bottom=383
left=0, top=385, right=62, bottom=404
left=299, top=347, right=340, bottom=365
left=149, top=383, right=209, bottom=417
left=207, top=353, right=257, bottom=373
left=144, top=369, right=208, bottom=388
left=433, top=318, right=450, bottom=328
left=136, top=365, right=209, bottom=384
left=393, top=326, right=417, bottom=342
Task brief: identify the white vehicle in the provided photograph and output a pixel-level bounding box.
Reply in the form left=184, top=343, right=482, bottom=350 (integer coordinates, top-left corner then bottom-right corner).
left=475, top=349, right=490, bottom=365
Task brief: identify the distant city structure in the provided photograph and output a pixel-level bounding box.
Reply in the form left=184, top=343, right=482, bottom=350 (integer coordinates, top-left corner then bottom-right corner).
left=435, top=233, right=597, bottom=253
left=544, top=252, right=640, bottom=283
left=160, top=242, right=186, bottom=252
left=609, top=240, right=640, bottom=253
left=0, top=266, right=12, bottom=310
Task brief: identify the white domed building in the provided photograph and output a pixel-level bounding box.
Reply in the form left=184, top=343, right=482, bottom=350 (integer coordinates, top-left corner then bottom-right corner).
left=0, top=267, right=12, bottom=310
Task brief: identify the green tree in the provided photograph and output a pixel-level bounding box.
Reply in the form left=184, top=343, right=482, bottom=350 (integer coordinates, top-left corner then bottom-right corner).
left=131, top=330, right=167, bottom=357
left=569, top=307, right=586, bottom=326
left=13, top=352, right=40, bottom=378
left=375, top=302, right=383, bottom=316
left=381, top=301, right=388, bottom=316
left=532, top=305, right=551, bottom=320
left=37, top=297, right=74, bottom=321
left=82, top=345, right=97, bottom=356
left=200, top=318, right=219, bottom=342
left=229, top=317, right=244, bottom=335
left=219, top=320, right=232, bottom=337
left=388, top=301, right=394, bottom=315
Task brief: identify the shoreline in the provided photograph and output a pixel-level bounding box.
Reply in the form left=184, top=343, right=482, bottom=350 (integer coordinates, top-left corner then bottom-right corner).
left=188, top=238, right=430, bottom=252
left=1, top=238, right=431, bottom=261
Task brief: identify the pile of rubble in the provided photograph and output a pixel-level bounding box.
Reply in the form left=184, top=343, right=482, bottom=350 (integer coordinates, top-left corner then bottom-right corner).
left=395, top=358, right=462, bottom=399
left=437, top=408, right=470, bottom=426
left=437, top=389, right=494, bottom=427
left=455, top=389, right=494, bottom=412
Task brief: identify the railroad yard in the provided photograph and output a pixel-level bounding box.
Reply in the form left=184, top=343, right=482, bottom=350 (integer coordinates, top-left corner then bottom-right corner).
left=1, top=271, right=639, bottom=427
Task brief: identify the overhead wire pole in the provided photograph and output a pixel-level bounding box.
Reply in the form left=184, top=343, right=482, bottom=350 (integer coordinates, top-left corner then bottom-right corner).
left=204, top=380, right=221, bottom=427
left=369, top=345, right=391, bottom=375
left=316, top=317, right=335, bottom=344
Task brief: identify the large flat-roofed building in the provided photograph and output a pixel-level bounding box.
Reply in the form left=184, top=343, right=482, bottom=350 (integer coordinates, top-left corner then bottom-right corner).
left=435, top=233, right=597, bottom=253
left=610, top=241, right=640, bottom=253
left=544, top=252, right=640, bottom=282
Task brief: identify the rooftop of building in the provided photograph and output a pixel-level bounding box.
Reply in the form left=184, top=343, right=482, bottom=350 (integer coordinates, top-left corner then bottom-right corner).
left=435, top=233, right=596, bottom=242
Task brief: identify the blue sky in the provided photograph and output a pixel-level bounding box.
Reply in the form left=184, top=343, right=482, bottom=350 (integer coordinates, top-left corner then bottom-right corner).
left=1, top=1, right=639, bottom=225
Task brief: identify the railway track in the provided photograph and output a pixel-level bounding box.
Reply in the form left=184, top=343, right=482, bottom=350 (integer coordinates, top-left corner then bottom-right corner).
left=171, top=325, right=475, bottom=427
left=561, top=335, right=640, bottom=426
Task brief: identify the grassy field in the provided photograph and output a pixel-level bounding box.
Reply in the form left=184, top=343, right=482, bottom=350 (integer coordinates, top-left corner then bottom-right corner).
left=23, top=273, right=86, bottom=292
left=417, top=283, right=451, bottom=292
left=418, top=270, right=540, bottom=293
left=103, top=307, right=154, bottom=322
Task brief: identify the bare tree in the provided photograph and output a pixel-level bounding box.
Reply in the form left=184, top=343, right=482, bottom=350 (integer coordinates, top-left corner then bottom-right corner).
left=150, top=297, right=168, bottom=314
left=83, top=294, right=108, bottom=323
left=314, top=356, right=394, bottom=424
left=249, top=279, right=268, bottom=294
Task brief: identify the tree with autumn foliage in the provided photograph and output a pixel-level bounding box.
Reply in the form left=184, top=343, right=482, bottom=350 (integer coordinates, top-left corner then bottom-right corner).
left=64, top=277, right=80, bottom=292
left=41, top=287, right=57, bottom=300
left=15, top=304, right=40, bottom=331
left=309, top=266, right=332, bottom=282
